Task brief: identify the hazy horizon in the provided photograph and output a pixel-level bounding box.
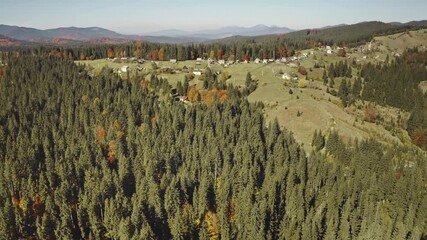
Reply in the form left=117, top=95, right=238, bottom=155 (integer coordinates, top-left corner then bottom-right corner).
left=1, top=0, right=426, bottom=35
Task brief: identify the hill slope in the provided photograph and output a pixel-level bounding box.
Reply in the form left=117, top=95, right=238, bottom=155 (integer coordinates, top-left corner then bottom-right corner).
left=214, top=21, right=427, bottom=47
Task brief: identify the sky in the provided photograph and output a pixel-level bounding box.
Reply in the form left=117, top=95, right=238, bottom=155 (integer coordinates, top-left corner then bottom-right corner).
left=0, top=0, right=426, bottom=34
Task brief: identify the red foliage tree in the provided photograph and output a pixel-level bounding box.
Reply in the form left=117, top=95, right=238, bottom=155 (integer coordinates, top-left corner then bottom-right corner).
left=411, top=128, right=426, bottom=148
left=151, top=50, right=159, bottom=60
left=32, top=196, right=45, bottom=217
left=217, top=49, right=223, bottom=60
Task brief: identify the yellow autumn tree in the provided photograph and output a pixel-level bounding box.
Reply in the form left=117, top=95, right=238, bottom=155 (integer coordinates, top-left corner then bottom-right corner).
left=187, top=86, right=199, bottom=102
left=210, top=50, right=215, bottom=60
left=204, top=210, right=220, bottom=240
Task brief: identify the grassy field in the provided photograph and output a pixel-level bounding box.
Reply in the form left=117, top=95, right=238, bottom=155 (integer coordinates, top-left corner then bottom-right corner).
left=76, top=31, right=427, bottom=151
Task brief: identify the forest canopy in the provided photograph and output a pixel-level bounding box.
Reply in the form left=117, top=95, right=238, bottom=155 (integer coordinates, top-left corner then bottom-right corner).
left=0, top=55, right=426, bottom=239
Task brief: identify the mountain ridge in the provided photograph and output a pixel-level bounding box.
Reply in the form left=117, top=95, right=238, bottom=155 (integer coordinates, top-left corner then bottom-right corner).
left=144, top=24, right=294, bottom=39
left=0, top=20, right=426, bottom=46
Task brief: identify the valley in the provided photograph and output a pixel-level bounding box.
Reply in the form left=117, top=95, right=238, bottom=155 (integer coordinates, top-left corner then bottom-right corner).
left=77, top=28, right=427, bottom=151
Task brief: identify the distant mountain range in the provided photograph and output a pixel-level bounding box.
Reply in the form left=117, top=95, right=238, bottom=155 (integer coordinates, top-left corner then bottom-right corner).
left=143, top=24, right=294, bottom=40
left=0, top=24, right=294, bottom=45
left=0, top=21, right=426, bottom=46
left=0, top=24, right=141, bottom=43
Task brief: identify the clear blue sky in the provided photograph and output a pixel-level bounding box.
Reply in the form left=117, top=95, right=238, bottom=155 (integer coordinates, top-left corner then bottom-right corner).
left=0, top=0, right=426, bottom=34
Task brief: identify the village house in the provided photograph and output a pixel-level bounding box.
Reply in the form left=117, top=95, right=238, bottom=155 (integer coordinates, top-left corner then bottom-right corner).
left=282, top=73, right=291, bottom=80
left=254, top=58, right=261, bottom=64
left=193, top=69, right=203, bottom=75
left=182, top=65, right=190, bottom=73
left=212, top=68, right=222, bottom=75
left=262, top=59, right=268, bottom=64
left=120, top=66, right=129, bottom=73
left=179, top=96, right=189, bottom=103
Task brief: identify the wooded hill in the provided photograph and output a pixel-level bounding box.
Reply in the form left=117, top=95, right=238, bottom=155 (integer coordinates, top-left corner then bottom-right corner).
left=213, top=21, right=427, bottom=48
left=0, top=55, right=426, bottom=239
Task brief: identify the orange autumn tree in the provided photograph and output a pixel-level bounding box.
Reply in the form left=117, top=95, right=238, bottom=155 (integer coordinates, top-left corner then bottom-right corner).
left=107, top=47, right=115, bottom=59
left=117, top=48, right=123, bottom=58
left=107, top=140, right=117, bottom=166
left=96, top=126, right=107, bottom=143
left=158, top=48, right=165, bottom=61
left=203, top=89, right=229, bottom=106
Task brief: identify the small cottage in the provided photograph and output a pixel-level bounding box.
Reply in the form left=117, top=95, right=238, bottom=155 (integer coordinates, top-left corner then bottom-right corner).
left=120, top=66, right=129, bottom=73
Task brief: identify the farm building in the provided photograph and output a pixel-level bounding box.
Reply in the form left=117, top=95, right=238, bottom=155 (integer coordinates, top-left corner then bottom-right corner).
left=120, top=66, right=129, bottom=73
left=193, top=69, right=203, bottom=75
left=282, top=73, right=291, bottom=80
left=182, top=65, right=190, bottom=73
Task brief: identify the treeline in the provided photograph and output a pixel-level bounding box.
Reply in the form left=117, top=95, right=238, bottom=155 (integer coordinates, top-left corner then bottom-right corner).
left=1, top=40, right=298, bottom=62
left=0, top=55, right=426, bottom=239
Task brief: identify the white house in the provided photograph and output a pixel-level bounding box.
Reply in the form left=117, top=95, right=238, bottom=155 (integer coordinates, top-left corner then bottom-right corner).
left=120, top=66, right=129, bottom=73
left=327, top=50, right=333, bottom=54
left=170, top=59, right=177, bottom=64
left=282, top=73, right=291, bottom=80
left=193, top=69, right=203, bottom=75
left=262, top=59, right=268, bottom=64
left=254, top=58, right=261, bottom=64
